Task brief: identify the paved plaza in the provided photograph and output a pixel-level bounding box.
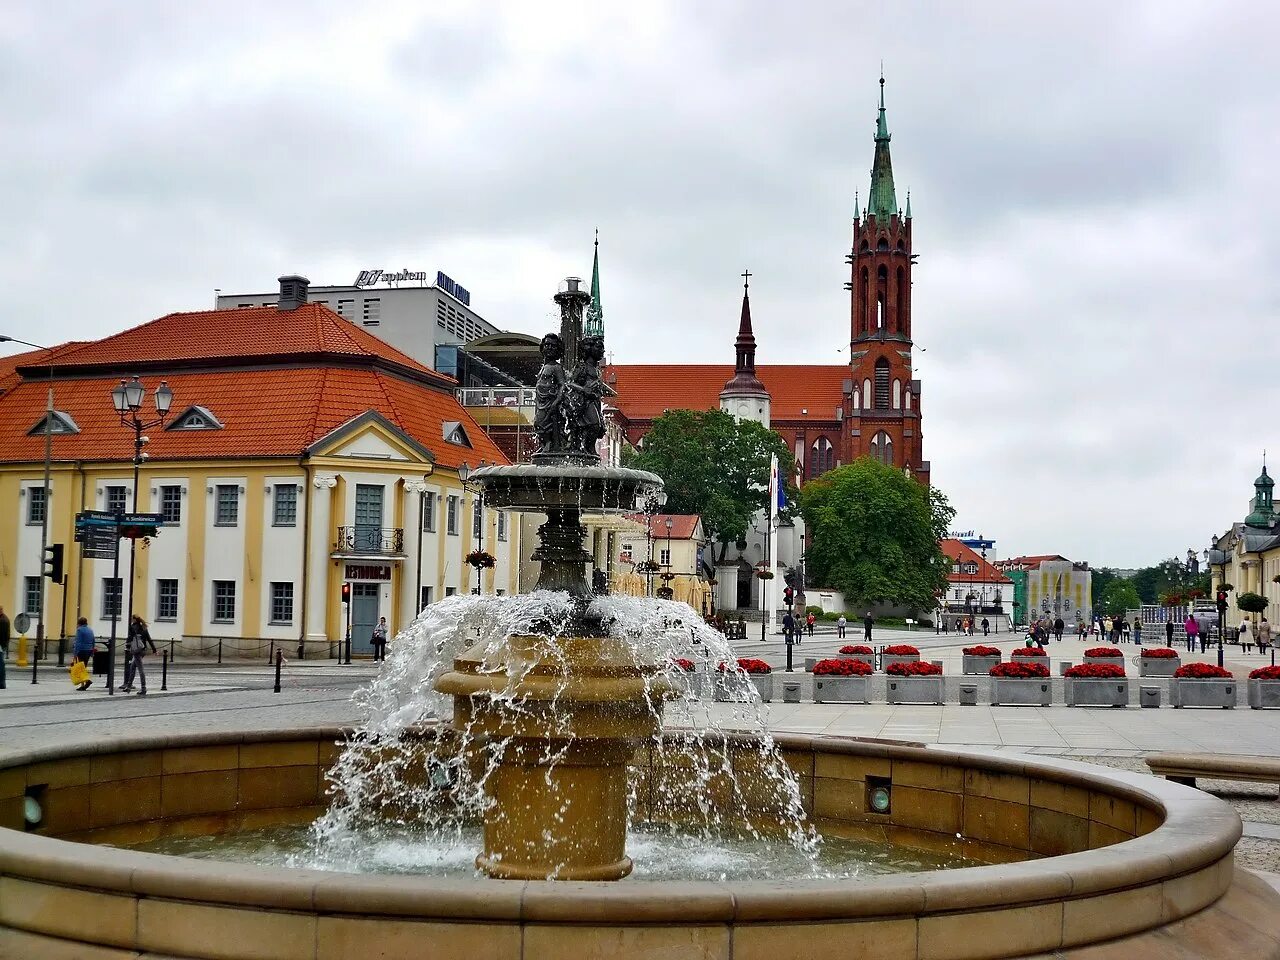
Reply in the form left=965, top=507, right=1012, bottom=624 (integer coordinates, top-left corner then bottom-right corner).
left=5, top=627, right=1280, bottom=874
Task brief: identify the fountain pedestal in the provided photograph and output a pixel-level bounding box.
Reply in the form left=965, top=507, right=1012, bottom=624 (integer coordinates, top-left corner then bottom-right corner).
left=435, top=632, right=670, bottom=880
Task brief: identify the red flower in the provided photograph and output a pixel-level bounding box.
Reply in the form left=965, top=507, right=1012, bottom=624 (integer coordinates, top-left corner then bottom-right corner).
left=839, top=645, right=874, bottom=655
left=1140, top=647, right=1179, bottom=659
left=1011, top=647, right=1047, bottom=658
left=1173, top=663, right=1233, bottom=679
left=1065, top=663, right=1125, bottom=678
left=671, top=658, right=695, bottom=672
left=963, top=645, right=1001, bottom=656
left=887, top=660, right=942, bottom=676
left=882, top=644, right=920, bottom=656
left=1083, top=647, right=1123, bottom=658
left=991, top=661, right=1050, bottom=678
left=813, top=658, right=873, bottom=676
left=1249, top=665, right=1280, bottom=680
left=717, top=658, right=772, bottom=675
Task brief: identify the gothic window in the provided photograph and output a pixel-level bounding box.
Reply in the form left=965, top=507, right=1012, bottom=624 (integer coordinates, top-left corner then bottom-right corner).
left=863, top=377, right=872, bottom=407
left=896, top=267, right=906, bottom=330
left=851, top=386, right=860, bottom=409
left=870, top=431, right=894, bottom=466
left=892, top=379, right=901, bottom=409
left=876, top=265, right=888, bottom=332
left=905, top=388, right=912, bottom=411
left=861, top=267, right=870, bottom=332
left=811, top=437, right=834, bottom=477
left=877, top=238, right=889, bottom=251
left=874, top=359, right=890, bottom=410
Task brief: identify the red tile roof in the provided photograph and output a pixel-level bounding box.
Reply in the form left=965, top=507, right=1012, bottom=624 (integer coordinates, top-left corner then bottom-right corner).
left=621, top=514, right=702, bottom=540
left=606, top=364, right=848, bottom=422
left=32, top=304, right=447, bottom=384
left=941, top=539, right=1012, bottom=585
left=0, top=367, right=505, bottom=470
left=998, top=554, right=1069, bottom=568
left=0, top=343, right=86, bottom=394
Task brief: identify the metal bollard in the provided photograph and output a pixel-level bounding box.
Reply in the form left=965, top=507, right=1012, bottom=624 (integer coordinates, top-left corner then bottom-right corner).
left=31, top=647, right=38, bottom=685
left=268, top=640, right=275, bottom=665
left=273, top=650, right=283, bottom=694
left=161, top=650, right=169, bottom=691
left=217, top=639, right=222, bottom=664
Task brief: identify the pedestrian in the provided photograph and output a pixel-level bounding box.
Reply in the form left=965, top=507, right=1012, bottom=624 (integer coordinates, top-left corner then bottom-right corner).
left=782, top=611, right=796, bottom=645
left=863, top=611, right=874, bottom=642
left=836, top=614, right=847, bottom=639
left=736, top=615, right=746, bottom=640
left=1054, top=616, right=1064, bottom=641
left=1104, top=616, right=1115, bottom=643
left=1184, top=614, right=1199, bottom=654
left=981, top=616, right=990, bottom=637
left=1239, top=618, right=1252, bottom=654
left=1120, top=618, right=1131, bottom=643
left=805, top=612, right=815, bottom=638
left=1258, top=617, right=1272, bottom=654
left=1133, top=617, right=1142, bottom=645
left=73, top=617, right=96, bottom=690
left=371, top=617, right=389, bottom=661
left=1165, top=618, right=1174, bottom=647
left=120, top=615, right=156, bottom=695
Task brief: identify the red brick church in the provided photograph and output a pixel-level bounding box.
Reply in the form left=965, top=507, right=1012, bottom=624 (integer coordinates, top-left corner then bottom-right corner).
left=607, top=77, right=929, bottom=486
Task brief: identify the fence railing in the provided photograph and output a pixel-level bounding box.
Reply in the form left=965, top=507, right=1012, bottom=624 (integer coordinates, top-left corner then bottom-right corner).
left=457, top=387, right=536, bottom=408
left=334, top=526, right=404, bottom=554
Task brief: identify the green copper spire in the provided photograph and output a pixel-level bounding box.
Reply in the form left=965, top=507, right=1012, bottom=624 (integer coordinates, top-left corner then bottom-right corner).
left=868, top=74, right=898, bottom=221
left=585, top=229, right=603, bottom=337
left=1246, top=459, right=1277, bottom=527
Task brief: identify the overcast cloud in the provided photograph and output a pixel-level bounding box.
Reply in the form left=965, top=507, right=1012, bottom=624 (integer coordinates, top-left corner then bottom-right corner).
left=1, top=1, right=1276, bottom=568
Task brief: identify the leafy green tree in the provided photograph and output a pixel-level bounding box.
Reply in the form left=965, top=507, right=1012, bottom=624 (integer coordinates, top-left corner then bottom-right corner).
left=1237, top=592, right=1269, bottom=615
left=1098, top=580, right=1141, bottom=617
left=798, top=457, right=954, bottom=612
left=1090, top=567, right=1121, bottom=610
left=625, top=409, right=797, bottom=562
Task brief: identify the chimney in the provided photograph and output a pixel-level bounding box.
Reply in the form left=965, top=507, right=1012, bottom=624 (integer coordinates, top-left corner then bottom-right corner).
left=277, top=275, right=310, bottom=311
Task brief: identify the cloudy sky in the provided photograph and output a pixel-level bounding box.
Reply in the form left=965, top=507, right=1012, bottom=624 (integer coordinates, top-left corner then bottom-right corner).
left=2, top=1, right=1276, bottom=568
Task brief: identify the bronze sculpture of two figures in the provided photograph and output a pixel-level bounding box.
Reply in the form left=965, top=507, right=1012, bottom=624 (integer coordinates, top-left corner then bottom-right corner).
left=533, top=332, right=606, bottom=460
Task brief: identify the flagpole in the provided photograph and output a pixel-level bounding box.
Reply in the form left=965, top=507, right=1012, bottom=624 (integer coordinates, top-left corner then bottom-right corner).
left=765, top=455, right=779, bottom=640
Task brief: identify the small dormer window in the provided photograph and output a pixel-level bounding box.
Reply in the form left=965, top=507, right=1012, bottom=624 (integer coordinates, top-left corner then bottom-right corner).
left=442, top=421, right=472, bottom=447
left=167, top=405, right=224, bottom=431
left=27, top=411, right=80, bottom=436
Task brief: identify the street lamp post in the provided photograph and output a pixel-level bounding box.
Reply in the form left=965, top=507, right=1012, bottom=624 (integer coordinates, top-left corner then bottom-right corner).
left=111, top=377, right=173, bottom=631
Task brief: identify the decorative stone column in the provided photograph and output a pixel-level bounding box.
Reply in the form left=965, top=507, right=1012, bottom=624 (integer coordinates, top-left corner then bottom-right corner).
left=402, top=479, right=431, bottom=627
left=306, top=476, right=338, bottom=650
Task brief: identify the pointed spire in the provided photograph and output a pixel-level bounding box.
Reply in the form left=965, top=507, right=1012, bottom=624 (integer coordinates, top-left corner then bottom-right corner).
left=853, top=189, right=860, bottom=221
left=721, top=269, right=767, bottom=397
left=585, top=229, right=604, bottom=337
left=868, top=73, right=898, bottom=220
left=905, top=190, right=912, bottom=219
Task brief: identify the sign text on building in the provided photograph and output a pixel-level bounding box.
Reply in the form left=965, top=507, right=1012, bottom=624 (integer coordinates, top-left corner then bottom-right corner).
left=345, top=563, right=392, bottom=581
left=436, top=271, right=471, bottom=306
left=353, top=269, right=428, bottom=287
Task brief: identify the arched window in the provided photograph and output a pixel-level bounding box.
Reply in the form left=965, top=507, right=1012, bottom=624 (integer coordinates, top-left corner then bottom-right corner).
left=869, top=431, right=894, bottom=466
left=851, top=386, right=860, bottom=409
left=874, top=358, right=890, bottom=409
left=896, top=266, right=906, bottom=331
left=860, top=267, right=870, bottom=333
left=810, top=437, right=834, bottom=477
left=892, top=379, right=901, bottom=409
left=876, top=265, right=888, bottom=332
left=904, top=388, right=912, bottom=411
left=877, top=237, right=889, bottom=251
left=863, top=377, right=872, bottom=406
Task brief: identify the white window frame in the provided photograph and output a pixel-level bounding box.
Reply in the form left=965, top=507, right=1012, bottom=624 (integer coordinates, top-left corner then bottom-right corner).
left=215, top=485, right=239, bottom=527
left=212, top=580, right=236, bottom=623
left=272, top=484, right=298, bottom=527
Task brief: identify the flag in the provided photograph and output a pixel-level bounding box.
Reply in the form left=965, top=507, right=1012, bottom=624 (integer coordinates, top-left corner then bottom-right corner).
left=769, top=454, right=780, bottom=522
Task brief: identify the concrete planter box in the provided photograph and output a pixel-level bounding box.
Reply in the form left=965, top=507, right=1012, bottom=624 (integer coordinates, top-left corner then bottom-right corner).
left=1139, top=657, right=1180, bottom=678
left=1083, top=656, right=1126, bottom=668
left=962, top=654, right=1001, bottom=675
left=813, top=676, right=870, bottom=703
left=1169, top=679, right=1235, bottom=709
left=880, top=654, right=920, bottom=672
left=713, top=673, right=774, bottom=703
left=1248, top=679, right=1280, bottom=709
left=990, top=677, right=1051, bottom=706
left=1065, top=678, right=1129, bottom=707
left=886, top=676, right=944, bottom=704
left=804, top=657, right=817, bottom=672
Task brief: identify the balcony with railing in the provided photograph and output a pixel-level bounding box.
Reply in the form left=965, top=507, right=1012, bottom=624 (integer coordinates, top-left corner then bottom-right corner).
left=334, top=526, right=404, bottom=556
left=457, top=387, right=537, bottom=410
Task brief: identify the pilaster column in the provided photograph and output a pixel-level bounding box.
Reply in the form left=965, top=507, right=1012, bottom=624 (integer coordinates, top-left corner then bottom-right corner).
left=306, top=475, right=338, bottom=648
left=402, top=480, right=430, bottom=627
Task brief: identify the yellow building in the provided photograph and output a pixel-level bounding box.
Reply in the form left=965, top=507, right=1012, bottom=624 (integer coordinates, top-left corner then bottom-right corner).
left=0, top=278, right=519, bottom=658
left=1209, top=464, right=1280, bottom=631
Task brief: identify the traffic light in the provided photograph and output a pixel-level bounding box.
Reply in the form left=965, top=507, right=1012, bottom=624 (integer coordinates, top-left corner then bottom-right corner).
left=43, top=543, right=64, bottom=584
left=1217, top=590, right=1228, bottom=612
left=783, top=586, right=794, bottom=607
left=341, top=582, right=351, bottom=605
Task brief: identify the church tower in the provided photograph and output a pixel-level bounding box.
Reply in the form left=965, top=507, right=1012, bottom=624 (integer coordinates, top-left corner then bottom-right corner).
left=844, top=76, right=929, bottom=484
left=719, top=270, right=771, bottom=427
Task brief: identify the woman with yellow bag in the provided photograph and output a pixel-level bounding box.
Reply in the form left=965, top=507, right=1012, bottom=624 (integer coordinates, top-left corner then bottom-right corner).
left=71, top=617, right=95, bottom=691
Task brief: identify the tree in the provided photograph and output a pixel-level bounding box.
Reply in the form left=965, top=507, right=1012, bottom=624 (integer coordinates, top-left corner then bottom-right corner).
left=1237, top=592, right=1269, bottom=615
left=1090, top=567, right=1121, bottom=610
left=625, top=409, right=797, bottom=562
left=1098, top=580, right=1141, bottom=617
left=798, top=457, right=954, bottom=612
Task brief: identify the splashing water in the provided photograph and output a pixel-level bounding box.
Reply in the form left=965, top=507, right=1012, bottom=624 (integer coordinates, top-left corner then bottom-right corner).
left=305, top=591, right=820, bottom=878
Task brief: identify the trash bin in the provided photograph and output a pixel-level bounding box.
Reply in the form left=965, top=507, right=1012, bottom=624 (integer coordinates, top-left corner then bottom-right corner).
left=782, top=680, right=802, bottom=704
left=92, top=649, right=110, bottom=676
left=1140, top=685, right=1161, bottom=708
left=959, top=683, right=978, bottom=706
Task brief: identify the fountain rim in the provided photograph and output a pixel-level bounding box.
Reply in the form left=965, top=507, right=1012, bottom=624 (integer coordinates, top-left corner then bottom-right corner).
left=0, top=726, right=1239, bottom=925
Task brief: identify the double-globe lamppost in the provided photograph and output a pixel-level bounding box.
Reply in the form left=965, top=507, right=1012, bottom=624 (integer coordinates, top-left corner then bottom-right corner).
left=110, top=377, right=173, bottom=630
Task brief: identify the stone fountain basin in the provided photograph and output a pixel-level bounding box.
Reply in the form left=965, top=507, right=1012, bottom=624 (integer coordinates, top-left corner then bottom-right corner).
left=0, top=727, right=1272, bottom=960
left=469, top=462, right=663, bottom=512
